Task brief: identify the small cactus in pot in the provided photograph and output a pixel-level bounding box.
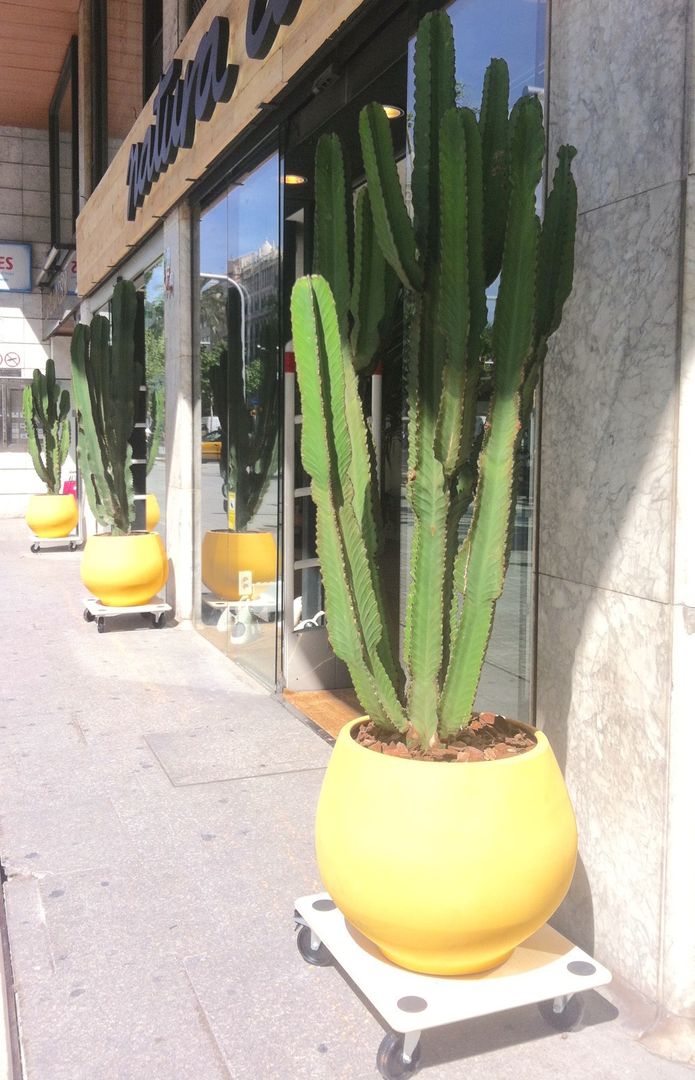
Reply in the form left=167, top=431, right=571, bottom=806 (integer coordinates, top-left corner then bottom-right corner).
left=23, top=359, right=78, bottom=540
left=71, top=279, right=168, bottom=605
left=23, top=359, right=71, bottom=495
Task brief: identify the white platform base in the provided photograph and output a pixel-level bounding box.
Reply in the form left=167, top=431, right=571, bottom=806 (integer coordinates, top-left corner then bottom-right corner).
left=294, top=892, right=612, bottom=1077
left=30, top=535, right=82, bottom=552
left=83, top=596, right=171, bottom=632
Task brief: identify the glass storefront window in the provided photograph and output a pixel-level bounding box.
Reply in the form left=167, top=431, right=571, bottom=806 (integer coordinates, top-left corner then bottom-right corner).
left=141, top=259, right=166, bottom=541
left=197, top=152, right=282, bottom=689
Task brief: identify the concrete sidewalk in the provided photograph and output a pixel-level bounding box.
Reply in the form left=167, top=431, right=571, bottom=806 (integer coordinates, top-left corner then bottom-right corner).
left=0, top=518, right=691, bottom=1080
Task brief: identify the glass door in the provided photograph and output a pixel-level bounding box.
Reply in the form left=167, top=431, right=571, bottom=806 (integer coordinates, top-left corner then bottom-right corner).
left=281, top=22, right=409, bottom=692
left=197, top=151, right=282, bottom=689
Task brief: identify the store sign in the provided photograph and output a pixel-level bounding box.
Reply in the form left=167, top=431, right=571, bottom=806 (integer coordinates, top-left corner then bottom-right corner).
left=126, top=2, right=304, bottom=220
left=0, top=243, right=32, bottom=292
left=46, top=257, right=78, bottom=322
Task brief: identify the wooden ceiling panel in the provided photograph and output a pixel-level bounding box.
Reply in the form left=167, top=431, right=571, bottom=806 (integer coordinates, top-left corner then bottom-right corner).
left=0, top=1, right=80, bottom=129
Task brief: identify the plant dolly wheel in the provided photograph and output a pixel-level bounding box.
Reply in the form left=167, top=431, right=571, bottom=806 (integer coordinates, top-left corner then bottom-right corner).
left=294, top=893, right=611, bottom=1080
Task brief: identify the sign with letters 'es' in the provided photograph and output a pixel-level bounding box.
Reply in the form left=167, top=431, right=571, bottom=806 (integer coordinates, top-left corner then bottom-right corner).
left=0, top=243, right=32, bottom=292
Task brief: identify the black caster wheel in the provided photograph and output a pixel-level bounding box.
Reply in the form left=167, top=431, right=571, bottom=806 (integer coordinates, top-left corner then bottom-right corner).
left=69, top=541, right=77, bottom=552
left=376, top=1033, right=421, bottom=1079
left=97, top=616, right=106, bottom=634
left=296, top=924, right=333, bottom=967
left=538, top=994, right=585, bottom=1031
left=30, top=542, right=39, bottom=553
left=151, top=612, right=165, bottom=628
left=83, top=609, right=95, bottom=623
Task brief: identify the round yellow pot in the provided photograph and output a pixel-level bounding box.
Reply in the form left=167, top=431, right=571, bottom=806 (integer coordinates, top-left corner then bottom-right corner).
left=146, top=493, right=160, bottom=532
left=25, top=493, right=78, bottom=539
left=315, top=717, right=577, bottom=976
left=201, top=529, right=277, bottom=600
left=80, top=532, right=169, bottom=607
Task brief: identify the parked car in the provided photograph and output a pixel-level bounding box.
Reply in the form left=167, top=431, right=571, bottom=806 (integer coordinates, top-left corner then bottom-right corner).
left=202, top=429, right=222, bottom=461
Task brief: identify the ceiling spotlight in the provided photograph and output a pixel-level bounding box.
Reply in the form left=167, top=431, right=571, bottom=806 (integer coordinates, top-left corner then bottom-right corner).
left=284, top=174, right=308, bottom=185
left=382, top=104, right=404, bottom=120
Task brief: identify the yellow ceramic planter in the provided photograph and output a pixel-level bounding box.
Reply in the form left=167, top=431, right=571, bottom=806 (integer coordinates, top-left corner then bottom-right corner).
left=25, top=493, right=78, bottom=539
left=201, top=529, right=277, bottom=600
left=146, top=493, right=160, bottom=532
left=80, top=532, right=169, bottom=607
left=316, top=718, right=577, bottom=976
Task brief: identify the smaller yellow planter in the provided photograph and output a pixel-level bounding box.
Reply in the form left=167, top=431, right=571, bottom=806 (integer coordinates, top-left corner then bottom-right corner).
left=201, top=530, right=277, bottom=600
left=25, top=493, right=78, bottom=539
left=81, top=532, right=169, bottom=607
left=146, top=493, right=160, bottom=532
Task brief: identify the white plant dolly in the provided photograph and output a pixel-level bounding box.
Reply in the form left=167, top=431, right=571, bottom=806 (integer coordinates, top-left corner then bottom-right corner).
left=294, top=893, right=611, bottom=1079
left=30, top=534, right=82, bottom=553
left=83, top=596, right=171, bottom=633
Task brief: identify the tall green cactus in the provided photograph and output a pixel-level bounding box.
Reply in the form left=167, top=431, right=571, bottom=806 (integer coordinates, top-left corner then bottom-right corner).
left=71, top=279, right=143, bottom=534
left=22, top=359, right=71, bottom=495
left=291, top=10, right=577, bottom=746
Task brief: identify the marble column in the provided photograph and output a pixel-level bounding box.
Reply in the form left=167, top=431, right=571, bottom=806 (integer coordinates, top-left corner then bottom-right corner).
left=163, top=205, right=196, bottom=622
left=538, top=0, right=694, bottom=1061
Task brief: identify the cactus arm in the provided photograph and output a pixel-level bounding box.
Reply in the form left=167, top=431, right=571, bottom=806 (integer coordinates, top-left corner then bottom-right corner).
left=292, top=275, right=406, bottom=731
left=23, top=385, right=49, bottom=488
left=440, top=94, right=545, bottom=734
left=109, top=281, right=139, bottom=531
left=71, top=285, right=140, bottom=535
left=479, top=59, right=511, bottom=287
left=72, top=322, right=115, bottom=528
left=58, top=415, right=70, bottom=480
left=23, top=362, right=72, bottom=494
left=359, top=103, right=424, bottom=292
left=350, top=188, right=388, bottom=372
left=57, top=388, right=71, bottom=486
left=522, top=144, right=578, bottom=421
left=412, top=9, right=456, bottom=266
left=435, top=107, right=486, bottom=477
left=404, top=444, right=450, bottom=743
left=313, top=134, right=352, bottom=336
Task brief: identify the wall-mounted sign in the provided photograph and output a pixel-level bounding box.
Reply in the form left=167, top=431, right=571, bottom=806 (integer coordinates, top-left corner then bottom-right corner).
left=0, top=352, right=21, bottom=368
left=126, top=1, right=304, bottom=220
left=0, top=243, right=32, bottom=293
left=45, top=257, right=78, bottom=322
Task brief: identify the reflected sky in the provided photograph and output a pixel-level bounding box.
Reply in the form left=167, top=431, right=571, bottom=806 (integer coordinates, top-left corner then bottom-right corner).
left=442, top=0, right=545, bottom=110
left=199, top=156, right=280, bottom=278
left=198, top=1, right=545, bottom=278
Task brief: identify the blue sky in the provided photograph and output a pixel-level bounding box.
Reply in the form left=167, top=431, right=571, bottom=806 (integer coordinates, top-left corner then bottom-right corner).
left=199, top=155, right=279, bottom=278
left=198, top=0, right=545, bottom=275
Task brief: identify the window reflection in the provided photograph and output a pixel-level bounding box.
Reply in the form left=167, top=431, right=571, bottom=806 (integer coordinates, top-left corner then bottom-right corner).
left=142, top=260, right=166, bottom=540
left=198, top=154, right=282, bottom=688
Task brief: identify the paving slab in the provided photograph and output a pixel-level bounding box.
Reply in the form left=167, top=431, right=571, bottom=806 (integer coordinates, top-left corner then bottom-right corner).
left=0, top=518, right=693, bottom=1079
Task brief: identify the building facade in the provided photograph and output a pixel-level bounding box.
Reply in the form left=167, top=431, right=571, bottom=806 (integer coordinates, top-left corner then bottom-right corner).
left=1, top=0, right=693, bottom=1060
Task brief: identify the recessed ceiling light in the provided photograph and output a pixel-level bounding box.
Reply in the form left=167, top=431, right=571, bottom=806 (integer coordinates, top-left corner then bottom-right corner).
left=382, top=104, right=404, bottom=120
left=284, top=174, right=308, bottom=185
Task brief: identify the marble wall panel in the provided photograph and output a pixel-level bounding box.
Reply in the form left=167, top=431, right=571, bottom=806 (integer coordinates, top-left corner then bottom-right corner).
left=548, top=0, right=687, bottom=214
left=539, top=181, right=681, bottom=603
left=536, top=573, right=670, bottom=1000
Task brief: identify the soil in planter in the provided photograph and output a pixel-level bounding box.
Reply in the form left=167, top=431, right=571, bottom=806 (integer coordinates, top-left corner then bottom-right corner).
left=354, top=712, right=536, bottom=762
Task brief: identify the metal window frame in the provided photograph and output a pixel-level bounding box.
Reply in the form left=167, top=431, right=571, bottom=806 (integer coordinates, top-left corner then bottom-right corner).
left=91, top=0, right=108, bottom=187
left=48, top=36, right=79, bottom=251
